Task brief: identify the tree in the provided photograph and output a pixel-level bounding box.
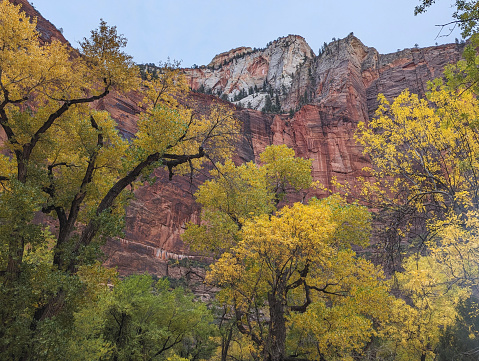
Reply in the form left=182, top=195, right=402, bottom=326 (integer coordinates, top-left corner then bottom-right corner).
left=262, top=95, right=272, bottom=113
left=354, top=81, right=479, bottom=359
left=378, top=255, right=469, bottom=360
left=183, top=145, right=313, bottom=256
left=184, top=146, right=395, bottom=361
left=207, top=197, right=393, bottom=361
left=0, top=2, right=239, bottom=359
left=69, top=274, right=217, bottom=361
left=436, top=297, right=479, bottom=361
left=354, top=83, right=479, bottom=270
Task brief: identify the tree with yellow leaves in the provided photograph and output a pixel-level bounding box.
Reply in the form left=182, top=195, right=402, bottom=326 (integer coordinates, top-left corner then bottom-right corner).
left=378, top=255, right=470, bottom=361
left=355, top=81, right=479, bottom=270
left=207, top=196, right=393, bottom=361
left=185, top=146, right=394, bottom=360
left=183, top=144, right=313, bottom=256
left=355, top=80, right=479, bottom=358
left=0, top=2, right=239, bottom=359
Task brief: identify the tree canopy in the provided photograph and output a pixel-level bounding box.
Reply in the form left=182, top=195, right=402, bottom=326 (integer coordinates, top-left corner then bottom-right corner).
left=207, top=196, right=392, bottom=361
left=353, top=63, right=479, bottom=360
left=184, top=147, right=397, bottom=361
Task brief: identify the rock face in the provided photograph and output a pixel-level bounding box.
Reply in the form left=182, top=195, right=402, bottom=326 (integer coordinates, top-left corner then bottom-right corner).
left=2, top=1, right=466, bottom=275
left=107, top=35, right=464, bottom=275
left=95, top=93, right=273, bottom=275
left=112, top=34, right=462, bottom=273
left=186, top=33, right=464, bottom=114
left=10, top=0, right=68, bottom=45
left=185, top=35, right=314, bottom=111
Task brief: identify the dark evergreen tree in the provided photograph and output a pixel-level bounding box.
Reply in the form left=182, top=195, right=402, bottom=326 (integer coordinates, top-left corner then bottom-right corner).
left=262, top=95, right=272, bottom=113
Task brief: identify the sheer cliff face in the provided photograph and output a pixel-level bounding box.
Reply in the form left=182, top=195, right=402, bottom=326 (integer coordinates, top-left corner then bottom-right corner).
left=106, top=36, right=464, bottom=274
left=2, top=1, right=465, bottom=274
left=183, top=34, right=464, bottom=192
left=264, top=35, right=463, bottom=191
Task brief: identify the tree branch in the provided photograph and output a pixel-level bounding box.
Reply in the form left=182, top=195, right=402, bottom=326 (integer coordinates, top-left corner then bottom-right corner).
left=69, top=146, right=206, bottom=272
left=54, top=115, right=104, bottom=268
left=25, top=84, right=111, bottom=159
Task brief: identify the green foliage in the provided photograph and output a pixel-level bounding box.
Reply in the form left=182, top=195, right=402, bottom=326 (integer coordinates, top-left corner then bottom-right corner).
left=69, top=274, right=217, bottom=361
left=436, top=297, right=479, bottom=361
left=415, top=0, right=479, bottom=37
left=0, top=3, right=239, bottom=359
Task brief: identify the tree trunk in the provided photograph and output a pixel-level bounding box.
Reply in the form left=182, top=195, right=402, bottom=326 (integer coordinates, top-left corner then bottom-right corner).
left=266, top=292, right=287, bottom=361
left=221, top=326, right=233, bottom=361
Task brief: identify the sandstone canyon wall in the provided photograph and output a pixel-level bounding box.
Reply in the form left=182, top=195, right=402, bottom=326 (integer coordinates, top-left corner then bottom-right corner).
left=107, top=35, right=464, bottom=275
left=3, top=1, right=466, bottom=275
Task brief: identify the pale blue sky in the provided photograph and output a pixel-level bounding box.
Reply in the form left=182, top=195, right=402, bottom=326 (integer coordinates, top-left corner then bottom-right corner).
left=31, top=0, right=461, bottom=67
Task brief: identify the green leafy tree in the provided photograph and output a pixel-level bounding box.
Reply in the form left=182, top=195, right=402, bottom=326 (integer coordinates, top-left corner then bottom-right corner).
left=436, top=297, right=479, bottom=361
left=69, top=274, right=217, bottom=361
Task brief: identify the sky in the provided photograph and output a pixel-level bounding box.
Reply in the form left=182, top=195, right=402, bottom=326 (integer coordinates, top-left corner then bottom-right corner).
left=31, top=0, right=462, bottom=68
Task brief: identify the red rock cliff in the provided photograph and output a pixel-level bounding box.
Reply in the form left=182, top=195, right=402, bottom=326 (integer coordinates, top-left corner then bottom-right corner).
left=112, top=35, right=464, bottom=275
left=2, top=1, right=466, bottom=275
left=10, top=0, right=68, bottom=45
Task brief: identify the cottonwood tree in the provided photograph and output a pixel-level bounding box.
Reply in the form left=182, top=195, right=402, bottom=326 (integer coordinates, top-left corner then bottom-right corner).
left=183, top=144, right=313, bottom=256
left=0, top=2, right=239, bottom=359
left=378, top=255, right=469, bottom=361
left=185, top=146, right=394, bottom=361
left=353, top=83, right=479, bottom=269
left=207, top=196, right=393, bottom=361
left=354, top=82, right=479, bottom=359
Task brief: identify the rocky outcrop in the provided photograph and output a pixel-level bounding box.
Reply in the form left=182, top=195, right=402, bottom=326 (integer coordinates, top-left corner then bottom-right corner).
left=185, top=33, right=464, bottom=116
left=185, top=35, right=314, bottom=111
left=363, top=43, right=463, bottom=117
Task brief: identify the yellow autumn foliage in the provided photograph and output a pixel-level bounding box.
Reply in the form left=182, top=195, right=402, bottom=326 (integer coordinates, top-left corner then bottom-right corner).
left=207, top=196, right=394, bottom=359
